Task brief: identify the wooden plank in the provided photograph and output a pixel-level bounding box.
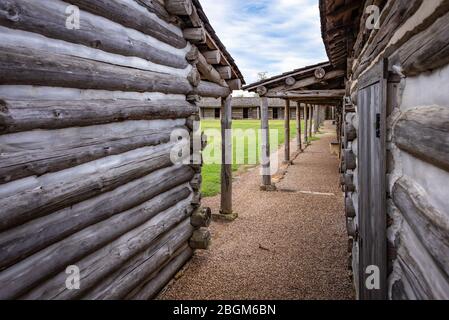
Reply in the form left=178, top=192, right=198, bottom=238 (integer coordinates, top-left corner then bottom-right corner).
left=0, top=183, right=193, bottom=299
left=220, top=95, right=232, bottom=214
left=0, top=143, right=177, bottom=231
left=195, top=81, right=231, bottom=98
left=0, top=0, right=188, bottom=68
left=0, top=99, right=196, bottom=134
left=303, top=104, right=308, bottom=144
left=0, top=45, right=193, bottom=94
left=394, top=106, right=449, bottom=172
left=308, top=105, right=313, bottom=139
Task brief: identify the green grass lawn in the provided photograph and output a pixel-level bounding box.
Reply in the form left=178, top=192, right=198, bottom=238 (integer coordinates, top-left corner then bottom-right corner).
left=200, top=119, right=302, bottom=197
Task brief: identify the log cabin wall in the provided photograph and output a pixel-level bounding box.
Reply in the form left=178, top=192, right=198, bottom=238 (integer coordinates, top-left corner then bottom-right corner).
left=0, top=0, right=242, bottom=300
left=326, top=0, right=449, bottom=299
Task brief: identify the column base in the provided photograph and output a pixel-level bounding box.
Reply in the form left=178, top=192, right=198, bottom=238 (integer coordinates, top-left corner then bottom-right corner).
left=213, top=211, right=238, bottom=222
left=260, top=184, right=277, bottom=192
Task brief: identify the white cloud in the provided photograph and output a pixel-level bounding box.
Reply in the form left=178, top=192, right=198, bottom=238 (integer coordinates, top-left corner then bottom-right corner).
left=199, top=0, right=328, bottom=84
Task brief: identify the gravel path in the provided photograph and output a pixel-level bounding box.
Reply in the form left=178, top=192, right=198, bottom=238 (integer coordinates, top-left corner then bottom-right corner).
left=159, top=122, right=354, bottom=300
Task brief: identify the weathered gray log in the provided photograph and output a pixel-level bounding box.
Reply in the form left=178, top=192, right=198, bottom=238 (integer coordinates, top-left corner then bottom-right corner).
left=260, top=97, right=272, bottom=188
left=285, top=77, right=296, bottom=86
left=0, top=0, right=188, bottom=68
left=340, top=174, right=346, bottom=186
left=68, top=0, right=185, bottom=48
left=308, top=105, right=313, bottom=138
left=0, top=99, right=196, bottom=134
left=0, top=166, right=194, bottom=271
left=257, top=86, right=268, bottom=96
left=347, top=218, right=357, bottom=238
left=190, top=207, right=212, bottom=228
left=128, top=245, right=193, bottom=300
left=22, top=201, right=193, bottom=300
left=346, top=197, right=356, bottom=218
left=183, top=28, right=206, bottom=43
left=0, top=183, right=193, bottom=299
left=186, top=46, right=199, bottom=63
left=296, top=103, right=302, bottom=151
left=203, top=50, right=221, bottom=65
left=346, top=123, right=357, bottom=141
left=393, top=177, right=449, bottom=277
left=0, top=45, right=193, bottom=94
left=189, top=173, right=202, bottom=191
left=187, top=67, right=201, bottom=87
left=135, top=0, right=174, bottom=23
left=304, top=104, right=308, bottom=143
left=0, top=143, right=177, bottom=231
left=394, top=106, right=449, bottom=172
left=165, top=0, right=193, bottom=15
left=196, top=51, right=226, bottom=86
left=216, top=66, right=232, bottom=80
left=344, top=149, right=357, bottom=171
left=189, top=228, right=211, bottom=250
left=83, top=221, right=192, bottom=300
left=344, top=173, right=355, bottom=192
left=220, top=95, right=233, bottom=214
left=195, top=81, right=231, bottom=98
left=227, top=79, right=242, bottom=91
left=0, top=121, right=185, bottom=183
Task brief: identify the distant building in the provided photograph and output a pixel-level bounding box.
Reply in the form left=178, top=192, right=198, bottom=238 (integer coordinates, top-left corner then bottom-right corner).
left=199, top=97, right=299, bottom=120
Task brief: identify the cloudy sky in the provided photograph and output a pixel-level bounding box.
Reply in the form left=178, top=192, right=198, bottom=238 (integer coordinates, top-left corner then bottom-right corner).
left=200, top=0, right=328, bottom=85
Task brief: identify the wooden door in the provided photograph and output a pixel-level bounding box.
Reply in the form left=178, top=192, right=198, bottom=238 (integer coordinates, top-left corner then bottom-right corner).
left=357, top=59, right=388, bottom=300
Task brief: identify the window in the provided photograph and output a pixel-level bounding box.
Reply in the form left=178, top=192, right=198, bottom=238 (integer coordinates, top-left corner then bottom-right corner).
left=243, top=108, right=249, bottom=119
left=273, top=108, right=279, bottom=119
left=215, top=108, right=220, bottom=119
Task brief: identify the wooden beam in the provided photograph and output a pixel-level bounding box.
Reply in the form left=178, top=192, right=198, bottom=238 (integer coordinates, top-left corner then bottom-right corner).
left=260, top=97, right=274, bottom=190
left=296, top=102, right=303, bottom=151
left=216, top=66, right=232, bottom=80
left=220, top=95, right=233, bottom=215
left=183, top=27, right=206, bottom=43
left=268, top=89, right=346, bottom=99
left=195, top=81, right=231, bottom=98
left=304, top=104, right=309, bottom=144
left=284, top=99, right=291, bottom=163
left=197, top=50, right=227, bottom=86
left=226, top=79, right=242, bottom=91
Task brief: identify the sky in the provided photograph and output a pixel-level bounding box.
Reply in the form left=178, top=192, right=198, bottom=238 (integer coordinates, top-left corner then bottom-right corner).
left=200, top=0, right=328, bottom=86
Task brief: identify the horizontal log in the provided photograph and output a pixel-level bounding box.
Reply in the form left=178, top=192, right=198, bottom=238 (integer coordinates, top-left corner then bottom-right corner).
left=0, top=184, right=192, bottom=299
left=344, top=173, right=355, bottom=192
left=68, top=0, right=185, bottom=48
left=187, top=67, right=201, bottom=87
left=285, top=77, right=296, bottom=86
left=189, top=173, right=202, bottom=191
left=345, top=197, right=356, bottom=218
left=197, top=51, right=227, bottom=86
left=216, top=66, right=232, bottom=80
left=129, top=245, right=193, bottom=300
left=345, top=123, right=357, bottom=141
left=347, top=218, right=357, bottom=238
left=135, top=0, right=174, bottom=24
left=343, top=149, right=357, bottom=171
left=227, top=79, right=242, bottom=91
left=0, top=99, right=195, bottom=134
left=195, top=81, right=231, bottom=98
left=165, top=0, right=193, bottom=16
left=183, top=27, right=206, bottom=43
left=189, top=228, right=211, bottom=249
left=202, top=50, right=221, bottom=65
left=0, top=45, right=193, bottom=94
left=393, top=176, right=449, bottom=277
left=190, top=207, right=211, bottom=228
left=268, top=89, right=346, bottom=99
left=394, top=106, right=449, bottom=172
left=0, top=120, right=185, bottom=183
left=0, top=143, right=177, bottom=231
left=0, top=167, right=194, bottom=272
left=22, top=198, right=193, bottom=299
left=0, top=0, right=188, bottom=69
left=82, top=220, right=192, bottom=300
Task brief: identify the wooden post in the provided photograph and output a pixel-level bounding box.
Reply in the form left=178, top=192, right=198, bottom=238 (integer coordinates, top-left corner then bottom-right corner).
left=284, top=99, right=291, bottom=163
left=308, top=104, right=313, bottom=138
left=220, top=95, right=233, bottom=217
left=296, top=102, right=302, bottom=151
left=260, top=97, right=275, bottom=191
left=314, top=105, right=319, bottom=133
left=304, top=104, right=309, bottom=145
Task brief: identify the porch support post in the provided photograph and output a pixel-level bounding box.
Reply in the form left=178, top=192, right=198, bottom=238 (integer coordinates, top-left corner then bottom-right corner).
left=260, top=96, right=276, bottom=191
left=304, top=103, right=309, bottom=145
left=308, top=104, right=313, bottom=138
left=296, top=102, right=303, bottom=151
left=220, top=94, right=234, bottom=218
left=284, top=99, right=291, bottom=164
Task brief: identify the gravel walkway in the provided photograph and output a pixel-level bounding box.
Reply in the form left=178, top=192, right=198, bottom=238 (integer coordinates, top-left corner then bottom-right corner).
left=159, top=122, right=354, bottom=300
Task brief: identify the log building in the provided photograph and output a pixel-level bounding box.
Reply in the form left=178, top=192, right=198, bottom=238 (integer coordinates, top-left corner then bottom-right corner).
left=320, top=0, right=449, bottom=300
left=243, top=0, right=449, bottom=300
left=0, top=0, right=243, bottom=299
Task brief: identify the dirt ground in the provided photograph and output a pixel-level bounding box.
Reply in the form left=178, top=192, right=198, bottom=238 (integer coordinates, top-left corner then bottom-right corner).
left=159, top=122, right=354, bottom=300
